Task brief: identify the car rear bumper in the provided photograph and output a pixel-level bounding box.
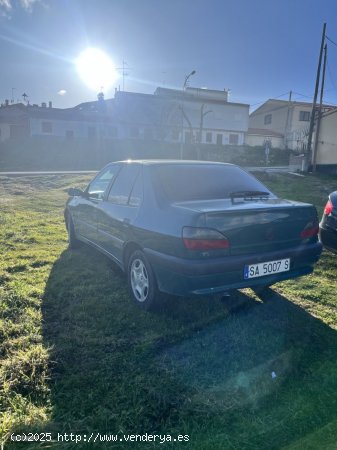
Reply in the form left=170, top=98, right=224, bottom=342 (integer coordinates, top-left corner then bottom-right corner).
left=144, top=241, right=322, bottom=296
left=319, top=225, right=337, bottom=254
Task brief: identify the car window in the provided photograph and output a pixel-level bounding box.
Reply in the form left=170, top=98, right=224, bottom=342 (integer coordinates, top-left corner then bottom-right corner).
left=107, top=164, right=141, bottom=205
left=152, top=164, right=275, bottom=202
left=87, top=165, right=120, bottom=200
left=128, top=171, right=143, bottom=207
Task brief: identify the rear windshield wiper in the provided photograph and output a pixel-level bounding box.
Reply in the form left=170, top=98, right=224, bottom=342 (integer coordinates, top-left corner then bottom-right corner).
left=230, top=190, right=270, bottom=202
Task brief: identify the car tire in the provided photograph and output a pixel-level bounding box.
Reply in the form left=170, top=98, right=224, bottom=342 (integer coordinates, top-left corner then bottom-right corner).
left=127, top=250, right=159, bottom=310
left=67, top=215, right=81, bottom=249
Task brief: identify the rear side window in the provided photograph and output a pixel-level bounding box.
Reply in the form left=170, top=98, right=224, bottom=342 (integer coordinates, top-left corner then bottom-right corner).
left=108, top=164, right=141, bottom=205
left=87, top=165, right=120, bottom=200
left=152, top=164, right=274, bottom=202
left=129, top=172, right=143, bottom=207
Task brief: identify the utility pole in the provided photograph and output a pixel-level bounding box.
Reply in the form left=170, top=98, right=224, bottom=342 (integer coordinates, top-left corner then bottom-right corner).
left=313, top=43, right=327, bottom=172
left=284, top=90, right=292, bottom=148
left=307, top=22, right=326, bottom=169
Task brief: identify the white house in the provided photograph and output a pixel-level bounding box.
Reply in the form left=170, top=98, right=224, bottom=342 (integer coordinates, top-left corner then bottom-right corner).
left=248, top=98, right=334, bottom=150
left=314, top=107, right=337, bottom=168
left=0, top=87, right=249, bottom=148
left=153, top=87, right=249, bottom=145
left=0, top=101, right=116, bottom=142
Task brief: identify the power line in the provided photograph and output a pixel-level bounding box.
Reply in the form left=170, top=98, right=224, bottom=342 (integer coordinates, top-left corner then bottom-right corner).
left=251, top=103, right=294, bottom=117
left=250, top=91, right=290, bottom=107
left=271, top=91, right=290, bottom=100
left=326, top=35, right=337, bottom=47
left=292, top=91, right=313, bottom=100
left=252, top=92, right=317, bottom=115
left=326, top=59, right=337, bottom=91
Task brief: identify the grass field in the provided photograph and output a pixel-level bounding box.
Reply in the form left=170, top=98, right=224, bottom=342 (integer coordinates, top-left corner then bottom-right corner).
left=1, top=171, right=337, bottom=449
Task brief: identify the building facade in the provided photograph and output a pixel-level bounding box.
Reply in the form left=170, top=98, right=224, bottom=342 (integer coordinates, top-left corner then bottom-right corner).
left=0, top=102, right=116, bottom=142
left=0, top=87, right=250, bottom=148
left=315, top=108, right=337, bottom=167
left=153, top=87, right=249, bottom=146
left=248, top=99, right=334, bottom=151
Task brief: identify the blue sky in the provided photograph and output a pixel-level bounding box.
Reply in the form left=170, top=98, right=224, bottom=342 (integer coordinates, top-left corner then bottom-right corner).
left=1, top=0, right=337, bottom=110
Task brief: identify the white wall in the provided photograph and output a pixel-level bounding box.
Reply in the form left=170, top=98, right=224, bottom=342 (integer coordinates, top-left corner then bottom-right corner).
left=316, top=111, right=337, bottom=165
left=246, top=134, right=284, bottom=148
left=183, top=100, right=249, bottom=133
left=0, top=123, right=10, bottom=142
left=30, top=119, right=99, bottom=138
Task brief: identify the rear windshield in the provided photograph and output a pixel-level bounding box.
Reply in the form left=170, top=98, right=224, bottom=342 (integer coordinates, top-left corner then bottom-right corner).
left=152, top=164, right=274, bottom=202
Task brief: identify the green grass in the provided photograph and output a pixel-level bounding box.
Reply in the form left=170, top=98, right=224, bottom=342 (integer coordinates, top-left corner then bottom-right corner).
left=1, top=172, right=337, bottom=449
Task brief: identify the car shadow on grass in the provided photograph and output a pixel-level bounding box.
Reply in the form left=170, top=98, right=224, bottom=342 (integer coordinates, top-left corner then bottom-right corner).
left=40, top=245, right=337, bottom=449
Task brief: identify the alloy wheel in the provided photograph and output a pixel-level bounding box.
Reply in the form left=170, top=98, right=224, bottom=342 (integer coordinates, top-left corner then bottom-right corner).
left=130, top=258, right=149, bottom=302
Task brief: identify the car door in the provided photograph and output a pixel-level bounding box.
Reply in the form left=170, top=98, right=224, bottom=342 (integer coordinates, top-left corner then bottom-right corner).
left=74, top=164, right=121, bottom=244
left=96, top=164, right=142, bottom=263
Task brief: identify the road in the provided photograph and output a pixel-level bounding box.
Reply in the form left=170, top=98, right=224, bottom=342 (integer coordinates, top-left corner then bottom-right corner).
left=0, top=170, right=97, bottom=176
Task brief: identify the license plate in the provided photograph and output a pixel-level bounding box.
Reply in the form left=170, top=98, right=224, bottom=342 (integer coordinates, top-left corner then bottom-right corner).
left=244, top=258, right=290, bottom=279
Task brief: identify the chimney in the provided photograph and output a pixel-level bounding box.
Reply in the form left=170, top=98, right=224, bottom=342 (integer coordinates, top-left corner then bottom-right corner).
left=5, top=99, right=9, bottom=106
left=49, top=101, right=52, bottom=108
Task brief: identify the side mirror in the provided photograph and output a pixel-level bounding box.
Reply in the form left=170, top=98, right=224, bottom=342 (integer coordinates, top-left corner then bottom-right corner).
left=68, top=187, right=85, bottom=197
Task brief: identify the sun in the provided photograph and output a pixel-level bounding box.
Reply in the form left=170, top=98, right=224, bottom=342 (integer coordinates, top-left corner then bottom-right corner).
left=76, top=48, right=117, bottom=92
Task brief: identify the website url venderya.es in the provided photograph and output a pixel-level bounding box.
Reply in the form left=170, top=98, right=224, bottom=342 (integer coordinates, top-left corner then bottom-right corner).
left=10, top=432, right=190, bottom=444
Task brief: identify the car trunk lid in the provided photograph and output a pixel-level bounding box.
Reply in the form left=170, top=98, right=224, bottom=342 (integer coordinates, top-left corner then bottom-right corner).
left=174, top=198, right=318, bottom=256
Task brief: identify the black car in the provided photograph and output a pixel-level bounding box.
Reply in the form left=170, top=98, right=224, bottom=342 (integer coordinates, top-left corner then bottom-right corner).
left=319, top=191, right=337, bottom=253
left=65, top=160, right=322, bottom=310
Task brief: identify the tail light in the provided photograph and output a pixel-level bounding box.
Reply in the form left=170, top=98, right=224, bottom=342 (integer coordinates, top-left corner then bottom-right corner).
left=300, top=221, right=319, bottom=239
left=183, top=227, right=230, bottom=250
left=324, top=199, right=333, bottom=216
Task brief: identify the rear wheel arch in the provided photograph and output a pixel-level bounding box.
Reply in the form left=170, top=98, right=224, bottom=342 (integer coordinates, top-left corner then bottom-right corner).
left=123, top=242, right=142, bottom=271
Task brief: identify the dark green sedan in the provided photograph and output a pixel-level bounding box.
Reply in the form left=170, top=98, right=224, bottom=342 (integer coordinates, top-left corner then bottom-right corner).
left=65, top=160, right=322, bottom=309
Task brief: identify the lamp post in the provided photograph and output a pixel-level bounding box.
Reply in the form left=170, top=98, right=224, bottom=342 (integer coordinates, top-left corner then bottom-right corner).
left=197, top=104, right=212, bottom=159
left=183, top=70, right=196, bottom=90
left=180, top=70, right=196, bottom=159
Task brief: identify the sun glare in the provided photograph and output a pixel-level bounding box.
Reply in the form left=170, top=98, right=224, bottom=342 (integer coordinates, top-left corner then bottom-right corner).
left=76, top=48, right=117, bottom=92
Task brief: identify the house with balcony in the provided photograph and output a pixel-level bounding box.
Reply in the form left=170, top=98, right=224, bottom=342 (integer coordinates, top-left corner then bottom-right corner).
left=248, top=98, right=334, bottom=151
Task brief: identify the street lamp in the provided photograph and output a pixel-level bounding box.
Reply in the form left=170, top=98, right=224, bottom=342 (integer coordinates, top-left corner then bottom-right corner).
left=180, top=70, right=196, bottom=159
left=183, top=70, right=196, bottom=90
